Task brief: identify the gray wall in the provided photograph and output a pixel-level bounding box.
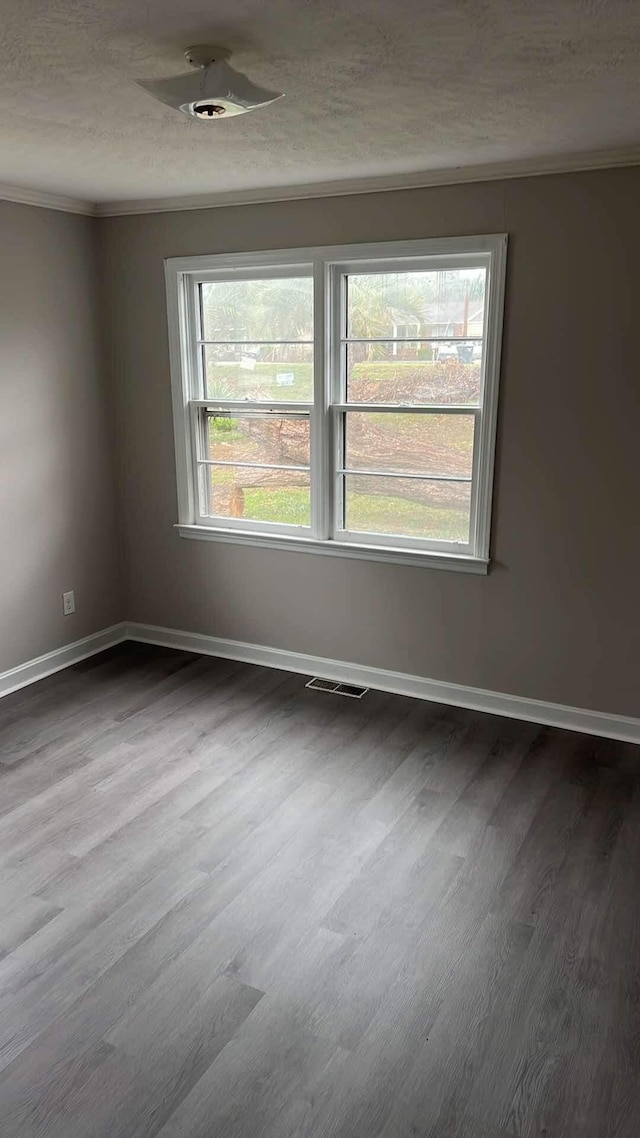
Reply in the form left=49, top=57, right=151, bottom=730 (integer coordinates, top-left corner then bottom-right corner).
left=0, top=200, right=122, bottom=672
left=100, top=167, right=640, bottom=717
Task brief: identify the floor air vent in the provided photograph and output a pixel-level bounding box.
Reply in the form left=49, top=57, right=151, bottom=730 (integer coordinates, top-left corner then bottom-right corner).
left=306, top=677, right=369, bottom=699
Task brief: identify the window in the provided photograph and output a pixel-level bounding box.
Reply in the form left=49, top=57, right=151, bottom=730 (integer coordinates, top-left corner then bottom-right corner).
left=166, top=235, right=507, bottom=573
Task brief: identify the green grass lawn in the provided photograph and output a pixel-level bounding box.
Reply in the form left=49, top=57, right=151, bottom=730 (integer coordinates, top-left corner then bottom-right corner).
left=237, top=486, right=468, bottom=542
left=208, top=362, right=313, bottom=402
left=243, top=487, right=311, bottom=526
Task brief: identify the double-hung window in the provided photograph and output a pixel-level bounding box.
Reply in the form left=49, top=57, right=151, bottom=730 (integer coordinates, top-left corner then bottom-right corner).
left=166, top=235, right=507, bottom=572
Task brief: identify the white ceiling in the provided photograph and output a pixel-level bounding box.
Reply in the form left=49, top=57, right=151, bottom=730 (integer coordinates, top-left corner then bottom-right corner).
left=1, top=0, right=640, bottom=208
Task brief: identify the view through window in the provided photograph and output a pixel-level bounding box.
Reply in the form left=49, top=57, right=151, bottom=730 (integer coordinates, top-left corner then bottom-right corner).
left=339, top=267, right=485, bottom=546
left=167, top=237, right=506, bottom=568
left=200, top=275, right=314, bottom=526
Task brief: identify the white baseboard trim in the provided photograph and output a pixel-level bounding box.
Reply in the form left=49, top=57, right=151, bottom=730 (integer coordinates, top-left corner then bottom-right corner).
left=4, top=620, right=636, bottom=745
left=0, top=624, right=127, bottom=700
left=125, top=622, right=640, bottom=745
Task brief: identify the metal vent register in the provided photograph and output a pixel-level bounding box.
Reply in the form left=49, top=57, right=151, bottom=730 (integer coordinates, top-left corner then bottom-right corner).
left=305, top=677, right=369, bottom=699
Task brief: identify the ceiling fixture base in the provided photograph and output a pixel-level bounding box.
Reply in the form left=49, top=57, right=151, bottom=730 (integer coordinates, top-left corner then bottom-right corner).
left=135, top=44, right=284, bottom=121
left=183, top=45, right=230, bottom=69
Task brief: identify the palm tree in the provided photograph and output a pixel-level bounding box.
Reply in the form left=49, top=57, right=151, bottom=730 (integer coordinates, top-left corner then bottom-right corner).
left=202, top=269, right=484, bottom=360
left=201, top=278, right=313, bottom=349
left=346, top=273, right=430, bottom=361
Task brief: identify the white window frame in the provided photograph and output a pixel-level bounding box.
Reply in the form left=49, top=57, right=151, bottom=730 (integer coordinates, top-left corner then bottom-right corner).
left=165, top=234, right=507, bottom=574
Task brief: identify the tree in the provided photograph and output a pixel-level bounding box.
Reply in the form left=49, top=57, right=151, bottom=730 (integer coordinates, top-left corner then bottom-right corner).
left=201, top=278, right=313, bottom=354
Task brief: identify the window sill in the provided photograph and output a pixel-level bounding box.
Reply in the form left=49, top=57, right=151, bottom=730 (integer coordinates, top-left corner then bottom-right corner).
left=175, top=524, right=489, bottom=574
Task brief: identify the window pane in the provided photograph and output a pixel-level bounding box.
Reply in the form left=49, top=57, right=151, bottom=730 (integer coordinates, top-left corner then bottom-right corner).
left=343, top=475, right=471, bottom=543
left=200, top=278, right=313, bottom=342
left=344, top=413, right=474, bottom=478
left=346, top=341, right=482, bottom=405
left=346, top=269, right=486, bottom=340
left=208, top=414, right=310, bottom=468
left=205, top=343, right=313, bottom=402
left=203, top=465, right=310, bottom=526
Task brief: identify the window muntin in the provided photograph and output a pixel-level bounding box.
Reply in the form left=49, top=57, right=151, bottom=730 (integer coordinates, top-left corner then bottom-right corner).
left=167, top=237, right=506, bottom=567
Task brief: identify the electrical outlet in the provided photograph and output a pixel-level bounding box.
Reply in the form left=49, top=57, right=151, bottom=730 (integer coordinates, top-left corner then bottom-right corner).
left=62, top=591, right=75, bottom=616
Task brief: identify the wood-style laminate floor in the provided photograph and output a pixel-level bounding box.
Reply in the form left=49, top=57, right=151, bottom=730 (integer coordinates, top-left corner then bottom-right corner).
left=0, top=642, right=638, bottom=1138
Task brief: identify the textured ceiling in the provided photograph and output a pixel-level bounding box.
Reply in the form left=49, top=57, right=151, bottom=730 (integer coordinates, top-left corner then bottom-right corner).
left=1, top=0, right=640, bottom=205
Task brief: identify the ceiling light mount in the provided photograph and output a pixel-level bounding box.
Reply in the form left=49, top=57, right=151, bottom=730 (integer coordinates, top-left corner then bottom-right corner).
left=135, top=45, right=284, bottom=121
left=183, top=45, right=231, bottom=69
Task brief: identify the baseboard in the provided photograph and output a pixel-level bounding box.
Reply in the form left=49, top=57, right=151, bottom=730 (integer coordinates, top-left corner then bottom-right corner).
left=0, top=623, right=127, bottom=700
left=4, top=620, right=636, bottom=745
left=125, top=622, right=640, bottom=745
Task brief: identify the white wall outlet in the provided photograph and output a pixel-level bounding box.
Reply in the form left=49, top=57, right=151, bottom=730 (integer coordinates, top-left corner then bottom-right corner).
left=62, top=591, right=75, bottom=616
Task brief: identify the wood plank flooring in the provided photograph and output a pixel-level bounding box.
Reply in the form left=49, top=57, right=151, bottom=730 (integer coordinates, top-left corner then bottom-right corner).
left=0, top=641, right=638, bottom=1137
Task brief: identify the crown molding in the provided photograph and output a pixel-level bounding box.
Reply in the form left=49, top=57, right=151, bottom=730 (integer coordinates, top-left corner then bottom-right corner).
left=0, top=180, right=96, bottom=216
left=2, top=145, right=640, bottom=221
left=95, top=146, right=640, bottom=217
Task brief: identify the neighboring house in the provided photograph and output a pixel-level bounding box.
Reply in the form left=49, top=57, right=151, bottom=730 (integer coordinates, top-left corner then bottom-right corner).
left=391, top=311, right=420, bottom=356
left=422, top=299, right=484, bottom=338
left=391, top=311, right=421, bottom=349
left=389, top=299, right=484, bottom=357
